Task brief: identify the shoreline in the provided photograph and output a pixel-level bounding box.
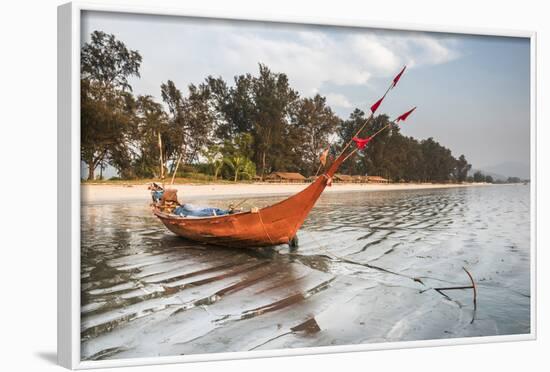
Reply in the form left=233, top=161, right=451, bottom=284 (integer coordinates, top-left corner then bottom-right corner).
left=81, top=182, right=491, bottom=205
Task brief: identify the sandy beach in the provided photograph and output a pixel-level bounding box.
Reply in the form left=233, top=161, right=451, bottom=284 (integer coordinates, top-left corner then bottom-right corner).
left=81, top=182, right=487, bottom=204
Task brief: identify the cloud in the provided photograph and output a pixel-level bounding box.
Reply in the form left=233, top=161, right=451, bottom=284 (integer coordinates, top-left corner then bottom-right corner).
left=325, top=93, right=353, bottom=108
left=213, top=28, right=458, bottom=95
left=83, top=13, right=459, bottom=102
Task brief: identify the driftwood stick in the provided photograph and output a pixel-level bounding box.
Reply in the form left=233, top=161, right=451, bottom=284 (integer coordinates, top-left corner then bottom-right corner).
left=432, top=267, right=477, bottom=312
left=433, top=286, right=473, bottom=291
left=434, top=289, right=452, bottom=301
left=463, top=267, right=477, bottom=310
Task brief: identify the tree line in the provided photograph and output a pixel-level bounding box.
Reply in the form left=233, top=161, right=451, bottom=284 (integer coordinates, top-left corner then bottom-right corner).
left=81, top=31, right=474, bottom=183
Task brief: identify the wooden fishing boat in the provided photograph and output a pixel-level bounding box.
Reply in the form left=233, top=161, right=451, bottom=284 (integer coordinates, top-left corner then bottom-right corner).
left=152, top=154, right=345, bottom=248
left=152, top=66, right=413, bottom=248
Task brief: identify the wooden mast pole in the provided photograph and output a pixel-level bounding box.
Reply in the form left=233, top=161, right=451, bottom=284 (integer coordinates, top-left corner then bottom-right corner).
left=170, top=152, right=183, bottom=185
left=158, top=131, right=164, bottom=188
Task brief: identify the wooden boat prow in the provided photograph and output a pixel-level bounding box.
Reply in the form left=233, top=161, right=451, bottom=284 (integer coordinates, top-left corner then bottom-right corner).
left=152, top=154, right=345, bottom=248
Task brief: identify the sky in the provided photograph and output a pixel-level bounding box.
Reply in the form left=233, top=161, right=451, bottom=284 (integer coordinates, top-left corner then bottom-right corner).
left=81, top=11, right=531, bottom=178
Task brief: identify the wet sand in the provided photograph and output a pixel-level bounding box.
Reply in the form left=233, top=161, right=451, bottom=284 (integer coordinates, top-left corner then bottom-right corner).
left=81, top=182, right=487, bottom=204
left=80, top=185, right=530, bottom=360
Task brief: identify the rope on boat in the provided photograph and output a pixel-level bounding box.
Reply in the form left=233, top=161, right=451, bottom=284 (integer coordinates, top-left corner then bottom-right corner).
left=257, top=210, right=275, bottom=245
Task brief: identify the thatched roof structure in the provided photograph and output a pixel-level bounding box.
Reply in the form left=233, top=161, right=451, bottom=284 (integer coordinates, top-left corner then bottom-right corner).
left=367, top=175, right=389, bottom=183
left=265, top=172, right=306, bottom=182
left=333, top=174, right=355, bottom=183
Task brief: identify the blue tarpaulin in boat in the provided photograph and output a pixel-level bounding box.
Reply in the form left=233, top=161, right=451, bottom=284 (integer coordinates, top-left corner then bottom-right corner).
left=173, top=204, right=230, bottom=217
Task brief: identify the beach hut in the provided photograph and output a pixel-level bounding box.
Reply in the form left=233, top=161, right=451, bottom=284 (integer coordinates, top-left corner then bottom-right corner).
left=265, top=172, right=306, bottom=183
left=353, top=175, right=368, bottom=183
left=333, top=174, right=355, bottom=183
left=366, top=175, right=389, bottom=184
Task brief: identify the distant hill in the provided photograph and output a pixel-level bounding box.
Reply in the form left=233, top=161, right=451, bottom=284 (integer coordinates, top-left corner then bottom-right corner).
left=474, top=161, right=530, bottom=180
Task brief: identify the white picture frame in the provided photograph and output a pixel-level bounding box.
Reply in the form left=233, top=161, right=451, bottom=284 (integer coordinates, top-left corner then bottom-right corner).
left=57, top=1, right=537, bottom=369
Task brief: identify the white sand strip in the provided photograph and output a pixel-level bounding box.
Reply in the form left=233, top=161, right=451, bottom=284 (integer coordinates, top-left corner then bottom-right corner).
left=81, top=182, right=488, bottom=204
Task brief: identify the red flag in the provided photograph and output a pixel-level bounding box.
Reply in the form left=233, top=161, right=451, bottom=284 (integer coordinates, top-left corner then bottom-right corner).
left=352, top=136, right=373, bottom=150
left=396, top=106, right=417, bottom=122
left=370, top=96, right=384, bottom=114
left=392, top=66, right=407, bottom=88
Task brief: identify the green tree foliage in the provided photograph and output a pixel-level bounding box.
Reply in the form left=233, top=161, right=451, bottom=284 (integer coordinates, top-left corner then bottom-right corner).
left=455, top=154, right=472, bottom=183
left=220, top=133, right=256, bottom=182
left=420, top=138, right=456, bottom=182
left=337, top=109, right=368, bottom=176
left=81, top=31, right=142, bottom=180
left=472, top=171, right=495, bottom=183
left=81, top=31, right=142, bottom=91
left=132, top=95, right=169, bottom=178
left=336, top=114, right=459, bottom=183
left=224, top=156, right=256, bottom=182
left=160, top=80, right=215, bottom=169
left=80, top=30, right=472, bottom=183
left=250, top=64, right=299, bottom=178
left=206, top=75, right=256, bottom=139
left=205, top=64, right=300, bottom=178
left=473, top=171, right=485, bottom=182
left=292, top=94, right=341, bottom=176
left=201, top=145, right=224, bottom=180
left=363, top=115, right=401, bottom=179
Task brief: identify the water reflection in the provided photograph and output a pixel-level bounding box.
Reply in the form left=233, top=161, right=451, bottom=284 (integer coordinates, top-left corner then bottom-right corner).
left=81, top=185, right=530, bottom=360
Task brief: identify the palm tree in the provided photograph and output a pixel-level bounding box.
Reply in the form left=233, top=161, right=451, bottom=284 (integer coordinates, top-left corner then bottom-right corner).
left=224, top=155, right=256, bottom=182
left=202, top=145, right=224, bottom=180
left=212, top=157, right=224, bottom=180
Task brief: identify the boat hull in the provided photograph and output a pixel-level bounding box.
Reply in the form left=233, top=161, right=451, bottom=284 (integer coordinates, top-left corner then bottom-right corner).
left=153, top=155, right=344, bottom=248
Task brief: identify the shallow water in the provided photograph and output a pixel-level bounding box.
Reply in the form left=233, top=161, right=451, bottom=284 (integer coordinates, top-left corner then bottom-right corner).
left=80, top=185, right=530, bottom=360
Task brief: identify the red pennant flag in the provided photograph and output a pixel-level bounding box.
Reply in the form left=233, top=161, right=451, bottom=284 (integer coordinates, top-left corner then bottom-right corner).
left=352, top=136, right=373, bottom=150
left=396, top=107, right=417, bottom=122
left=370, top=96, right=384, bottom=114
left=392, top=66, right=406, bottom=87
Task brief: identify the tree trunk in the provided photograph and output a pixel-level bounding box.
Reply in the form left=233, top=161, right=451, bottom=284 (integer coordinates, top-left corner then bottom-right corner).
left=157, top=131, right=164, bottom=185
left=260, top=128, right=271, bottom=181
left=87, top=161, right=95, bottom=180
left=261, top=151, right=266, bottom=181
